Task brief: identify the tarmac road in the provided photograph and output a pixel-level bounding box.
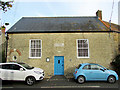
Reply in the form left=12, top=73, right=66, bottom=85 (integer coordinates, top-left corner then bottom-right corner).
left=1, top=76, right=119, bottom=90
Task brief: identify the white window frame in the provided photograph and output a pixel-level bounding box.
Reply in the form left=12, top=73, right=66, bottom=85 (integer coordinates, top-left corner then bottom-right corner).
left=77, top=39, right=89, bottom=58
left=29, top=39, right=42, bottom=58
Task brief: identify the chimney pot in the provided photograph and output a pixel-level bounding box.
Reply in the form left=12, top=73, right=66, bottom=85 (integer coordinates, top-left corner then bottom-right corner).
left=1, top=26, right=6, bottom=33
left=96, top=10, right=102, bottom=20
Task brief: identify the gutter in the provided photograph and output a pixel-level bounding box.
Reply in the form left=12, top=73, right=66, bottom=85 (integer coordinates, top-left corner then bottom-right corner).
left=6, top=30, right=119, bottom=34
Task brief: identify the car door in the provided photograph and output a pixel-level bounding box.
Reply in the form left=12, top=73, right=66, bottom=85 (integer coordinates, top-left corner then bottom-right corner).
left=82, top=64, right=93, bottom=80
left=1, top=64, right=14, bottom=80
left=89, top=64, right=108, bottom=80
left=10, top=64, right=25, bottom=81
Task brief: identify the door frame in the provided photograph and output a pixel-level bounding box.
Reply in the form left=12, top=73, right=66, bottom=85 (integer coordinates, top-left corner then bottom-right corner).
left=54, top=56, right=64, bottom=75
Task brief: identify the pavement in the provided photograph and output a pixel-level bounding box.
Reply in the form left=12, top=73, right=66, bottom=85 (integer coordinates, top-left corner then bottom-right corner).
left=1, top=75, right=119, bottom=90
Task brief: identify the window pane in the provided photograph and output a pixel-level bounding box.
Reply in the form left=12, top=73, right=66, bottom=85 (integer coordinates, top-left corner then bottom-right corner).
left=36, top=53, right=41, bottom=57
left=83, top=43, right=88, bottom=48
left=31, top=40, right=33, bottom=48
left=83, top=49, right=88, bottom=56
left=36, top=49, right=41, bottom=53
left=31, top=53, right=35, bottom=57
left=31, top=49, right=35, bottom=53
left=34, top=40, right=36, bottom=48
left=78, top=44, right=82, bottom=48
left=36, top=40, right=39, bottom=48
left=36, top=53, right=39, bottom=57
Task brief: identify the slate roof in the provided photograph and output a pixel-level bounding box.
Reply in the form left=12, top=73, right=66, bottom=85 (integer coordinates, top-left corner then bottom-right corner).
left=7, top=16, right=110, bottom=33
left=103, top=21, right=120, bottom=32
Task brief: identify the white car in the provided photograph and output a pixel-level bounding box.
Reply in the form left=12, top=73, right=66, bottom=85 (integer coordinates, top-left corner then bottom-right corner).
left=0, top=62, right=44, bottom=85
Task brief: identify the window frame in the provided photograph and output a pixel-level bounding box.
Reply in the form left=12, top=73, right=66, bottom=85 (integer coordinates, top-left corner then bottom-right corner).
left=77, top=39, right=89, bottom=58
left=29, top=39, right=42, bottom=58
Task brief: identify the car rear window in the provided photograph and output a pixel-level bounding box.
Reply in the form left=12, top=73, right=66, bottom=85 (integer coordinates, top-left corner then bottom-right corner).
left=77, top=64, right=82, bottom=69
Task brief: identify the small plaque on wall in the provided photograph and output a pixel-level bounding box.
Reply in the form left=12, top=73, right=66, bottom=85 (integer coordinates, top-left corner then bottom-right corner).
left=54, top=43, right=64, bottom=47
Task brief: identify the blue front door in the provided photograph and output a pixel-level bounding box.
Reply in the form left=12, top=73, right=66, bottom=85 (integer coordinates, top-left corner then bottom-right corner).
left=54, top=56, right=64, bottom=75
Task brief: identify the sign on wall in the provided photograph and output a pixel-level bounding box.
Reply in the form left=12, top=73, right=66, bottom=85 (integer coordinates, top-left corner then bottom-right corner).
left=54, top=43, right=64, bottom=47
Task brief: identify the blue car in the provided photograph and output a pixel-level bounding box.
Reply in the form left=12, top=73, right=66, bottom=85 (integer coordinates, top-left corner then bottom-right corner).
left=73, top=63, right=118, bottom=84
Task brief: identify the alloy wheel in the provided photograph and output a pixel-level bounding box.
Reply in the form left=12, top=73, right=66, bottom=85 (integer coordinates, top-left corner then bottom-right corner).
left=108, top=76, right=116, bottom=83
left=26, top=77, right=35, bottom=86
left=77, top=76, right=85, bottom=84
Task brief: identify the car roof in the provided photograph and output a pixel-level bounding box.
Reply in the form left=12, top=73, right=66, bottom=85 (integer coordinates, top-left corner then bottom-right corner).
left=0, top=61, right=25, bottom=65
left=0, top=63, right=18, bottom=65
left=81, top=63, right=99, bottom=65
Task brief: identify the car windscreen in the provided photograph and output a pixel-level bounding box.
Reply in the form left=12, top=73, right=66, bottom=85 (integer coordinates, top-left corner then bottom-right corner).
left=19, top=63, right=34, bottom=69
left=77, top=64, right=82, bottom=69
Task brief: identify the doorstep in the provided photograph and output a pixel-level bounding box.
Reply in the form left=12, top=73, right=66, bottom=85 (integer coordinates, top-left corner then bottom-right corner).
left=46, top=75, right=69, bottom=81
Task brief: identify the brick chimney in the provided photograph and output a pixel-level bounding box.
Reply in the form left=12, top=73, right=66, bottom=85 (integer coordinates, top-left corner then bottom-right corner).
left=96, top=10, right=102, bottom=20
left=1, top=25, right=6, bottom=43
left=1, top=25, right=6, bottom=33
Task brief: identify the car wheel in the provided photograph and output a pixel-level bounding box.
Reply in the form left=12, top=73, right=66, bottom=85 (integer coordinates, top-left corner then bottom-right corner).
left=77, top=76, right=85, bottom=84
left=26, top=77, right=35, bottom=86
left=108, top=76, right=116, bottom=83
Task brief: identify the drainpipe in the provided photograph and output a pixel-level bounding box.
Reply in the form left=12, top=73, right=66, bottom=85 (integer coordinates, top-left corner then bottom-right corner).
left=109, top=20, right=112, bottom=31
left=6, top=33, right=9, bottom=62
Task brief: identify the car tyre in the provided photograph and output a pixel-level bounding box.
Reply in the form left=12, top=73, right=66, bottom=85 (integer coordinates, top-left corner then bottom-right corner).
left=77, top=76, right=85, bottom=84
left=108, top=76, right=116, bottom=84
left=26, top=76, right=36, bottom=86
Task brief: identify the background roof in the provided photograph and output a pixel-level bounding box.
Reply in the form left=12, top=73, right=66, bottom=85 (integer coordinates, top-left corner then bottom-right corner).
left=7, top=16, right=110, bottom=33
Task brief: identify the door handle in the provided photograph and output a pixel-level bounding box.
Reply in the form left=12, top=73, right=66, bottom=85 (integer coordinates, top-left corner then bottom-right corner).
left=11, top=72, right=14, bottom=73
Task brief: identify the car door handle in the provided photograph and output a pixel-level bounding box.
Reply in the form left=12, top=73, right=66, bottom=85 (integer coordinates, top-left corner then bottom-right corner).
left=11, top=72, right=14, bottom=73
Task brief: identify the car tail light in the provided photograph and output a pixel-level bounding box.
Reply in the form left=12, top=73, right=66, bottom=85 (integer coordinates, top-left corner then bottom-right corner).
left=75, top=71, right=77, bottom=74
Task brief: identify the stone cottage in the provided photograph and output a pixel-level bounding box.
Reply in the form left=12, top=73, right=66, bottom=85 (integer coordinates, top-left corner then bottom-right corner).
left=6, top=10, right=119, bottom=78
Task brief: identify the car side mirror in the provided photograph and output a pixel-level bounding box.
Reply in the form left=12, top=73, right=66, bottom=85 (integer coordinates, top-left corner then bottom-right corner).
left=20, top=68, right=24, bottom=71
left=100, top=68, right=105, bottom=72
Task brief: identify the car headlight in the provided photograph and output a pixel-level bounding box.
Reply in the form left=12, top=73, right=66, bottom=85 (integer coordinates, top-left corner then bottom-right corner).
left=34, top=71, right=42, bottom=74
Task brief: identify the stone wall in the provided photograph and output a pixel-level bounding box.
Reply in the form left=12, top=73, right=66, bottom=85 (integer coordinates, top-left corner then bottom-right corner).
left=7, top=32, right=119, bottom=78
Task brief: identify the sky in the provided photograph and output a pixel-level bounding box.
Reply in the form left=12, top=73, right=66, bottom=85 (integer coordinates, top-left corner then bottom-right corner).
left=1, top=0, right=120, bottom=30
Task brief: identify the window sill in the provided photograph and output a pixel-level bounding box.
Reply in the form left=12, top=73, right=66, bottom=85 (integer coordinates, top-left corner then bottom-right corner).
left=29, top=57, right=41, bottom=59
left=77, top=57, right=90, bottom=59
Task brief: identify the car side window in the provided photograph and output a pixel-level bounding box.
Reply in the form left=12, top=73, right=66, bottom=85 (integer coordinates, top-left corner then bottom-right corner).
left=91, top=65, right=102, bottom=70
left=0, top=64, right=23, bottom=70
left=77, top=64, right=82, bottom=69
left=83, top=65, right=91, bottom=70
left=10, top=64, right=22, bottom=70
left=0, top=65, right=2, bottom=69
left=1, top=64, right=11, bottom=70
